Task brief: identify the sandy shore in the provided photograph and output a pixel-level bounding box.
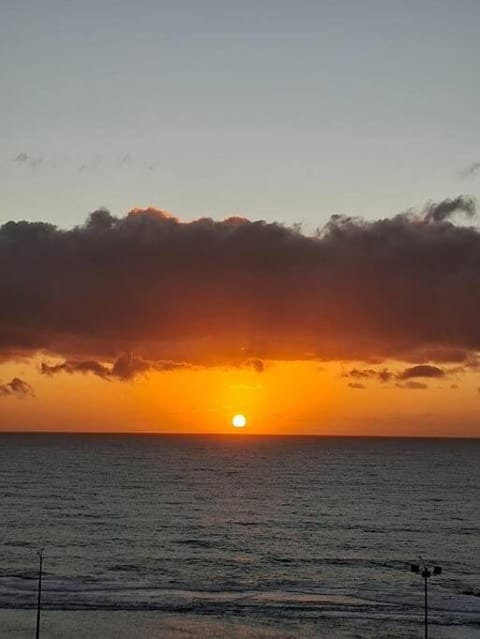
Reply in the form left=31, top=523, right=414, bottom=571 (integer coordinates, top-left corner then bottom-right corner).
left=0, top=609, right=479, bottom=639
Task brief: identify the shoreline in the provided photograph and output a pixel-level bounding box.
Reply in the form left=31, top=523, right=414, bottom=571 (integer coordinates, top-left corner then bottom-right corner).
left=1, top=609, right=479, bottom=639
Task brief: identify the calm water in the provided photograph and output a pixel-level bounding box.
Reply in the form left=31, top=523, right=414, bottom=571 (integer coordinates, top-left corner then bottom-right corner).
left=0, top=434, right=479, bottom=638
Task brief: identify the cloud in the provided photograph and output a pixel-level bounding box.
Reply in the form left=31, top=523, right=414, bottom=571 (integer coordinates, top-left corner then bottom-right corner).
left=343, top=368, right=392, bottom=382
left=41, top=360, right=111, bottom=379
left=396, top=381, right=428, bottom=390
left=459, top=162, right=480, bottom=179
left=40, top=354, right=259, bottom=380
left=0, top=378, right=34, bottom=398
left=77, top=155, right=104, bottom=173
left=397, top=365, right=445, bottom=380
left=348, top=382, right=365, bottom=389
left=422, top=196, right=475, bottom=223
left=10, top=151, right=154, bottom=174
left=14, top=152, right=31, bottom=164
left=41, top=354, right=193, bottom=381
left=13, top=152, right=43, bottom=170
left=1, top=197, right=480, bottom=368
left=117, top=153, right=132, bottom=168
left=342, top=364, right=448, bottom=389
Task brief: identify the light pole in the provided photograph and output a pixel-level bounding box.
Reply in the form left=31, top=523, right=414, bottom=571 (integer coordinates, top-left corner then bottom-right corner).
left=36, top=549, right=44, bottom=639
left=410, top=557, right=442, bottom=639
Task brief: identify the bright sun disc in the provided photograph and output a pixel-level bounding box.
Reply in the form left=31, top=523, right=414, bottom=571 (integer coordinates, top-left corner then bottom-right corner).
left=232, top=414, right=247, bottom=428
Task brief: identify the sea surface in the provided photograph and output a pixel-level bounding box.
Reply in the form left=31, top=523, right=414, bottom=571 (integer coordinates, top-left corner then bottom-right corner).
left=0, top=434, right=479, bottom=638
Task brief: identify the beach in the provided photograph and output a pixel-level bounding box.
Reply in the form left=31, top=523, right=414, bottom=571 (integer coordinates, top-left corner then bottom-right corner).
left=1, top=609, right=480, bottom=639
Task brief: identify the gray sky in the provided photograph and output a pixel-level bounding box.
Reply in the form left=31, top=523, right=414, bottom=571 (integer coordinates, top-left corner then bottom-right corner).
left=1, top=0, right=479, bottom=229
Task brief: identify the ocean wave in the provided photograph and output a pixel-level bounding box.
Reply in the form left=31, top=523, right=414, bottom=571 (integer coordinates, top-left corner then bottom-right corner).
left=0, top=577, right=479, bottom=627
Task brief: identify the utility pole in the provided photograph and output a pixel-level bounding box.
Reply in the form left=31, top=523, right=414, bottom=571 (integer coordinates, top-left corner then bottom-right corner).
left=36, top=549, right=43, bottom=639
left=411, top=557, right=442, bottom=639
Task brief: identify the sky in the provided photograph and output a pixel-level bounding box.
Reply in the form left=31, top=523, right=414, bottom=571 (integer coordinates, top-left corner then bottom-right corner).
left=1, top=1, right=480, bottom=436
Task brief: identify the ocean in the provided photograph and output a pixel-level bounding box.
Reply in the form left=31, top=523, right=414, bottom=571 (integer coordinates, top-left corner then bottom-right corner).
left=0, top=434, right=479, bottom=638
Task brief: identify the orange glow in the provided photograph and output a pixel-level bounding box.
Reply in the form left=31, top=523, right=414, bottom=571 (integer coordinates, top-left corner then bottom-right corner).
left=0, top=357, right=479, bottom=437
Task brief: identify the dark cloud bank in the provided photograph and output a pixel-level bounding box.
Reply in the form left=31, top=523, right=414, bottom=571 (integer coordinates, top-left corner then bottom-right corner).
left=1, top=196, right=479, bottom=378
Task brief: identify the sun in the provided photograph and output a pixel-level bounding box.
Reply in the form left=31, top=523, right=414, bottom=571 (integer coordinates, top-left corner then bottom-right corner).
left=232, top=414, right=247, bottom=428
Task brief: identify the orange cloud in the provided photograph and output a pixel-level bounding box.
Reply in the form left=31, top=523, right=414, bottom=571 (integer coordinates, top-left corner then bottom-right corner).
left=0, top=377, right=34, bottom=398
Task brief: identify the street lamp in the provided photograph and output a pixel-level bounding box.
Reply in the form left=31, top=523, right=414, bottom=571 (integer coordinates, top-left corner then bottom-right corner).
left=36, top=549, right=44, bottom=639
left=410, top=557, right=442, bottom=639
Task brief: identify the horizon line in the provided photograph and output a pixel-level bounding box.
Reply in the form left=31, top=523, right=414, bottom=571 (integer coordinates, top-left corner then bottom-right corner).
left=0, top=430, right=478, bottom=440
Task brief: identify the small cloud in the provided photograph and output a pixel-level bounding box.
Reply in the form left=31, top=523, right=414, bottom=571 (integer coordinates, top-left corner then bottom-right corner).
left=343, top=364, right=449, bottom=390
left=41, top=354, right=193, bottom=382
left=343, top=368, right=392, bottom=382
left=396, top=381, right=428, bottom=390
left=77, top=155, right=103, bottom=173
left=118, top=153, right=132, bottom=168
left=14, top=152, right=30, bottom=164
left=398, top=365, right=445, bottom=380
left=13, top=152, right=43, bottom=170
left=41, top=360, right=111, bottom=379
left=348, top=382, right=365, bottom=389
left=0, top=377, right=34, bottom=398
left=422, top=195, right=476, bottom=223
left=459, top=162, right=480, bottom=179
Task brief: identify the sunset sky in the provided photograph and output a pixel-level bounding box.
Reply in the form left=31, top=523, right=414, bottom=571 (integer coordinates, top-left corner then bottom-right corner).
left=1, top=1, right=480, bottom=436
